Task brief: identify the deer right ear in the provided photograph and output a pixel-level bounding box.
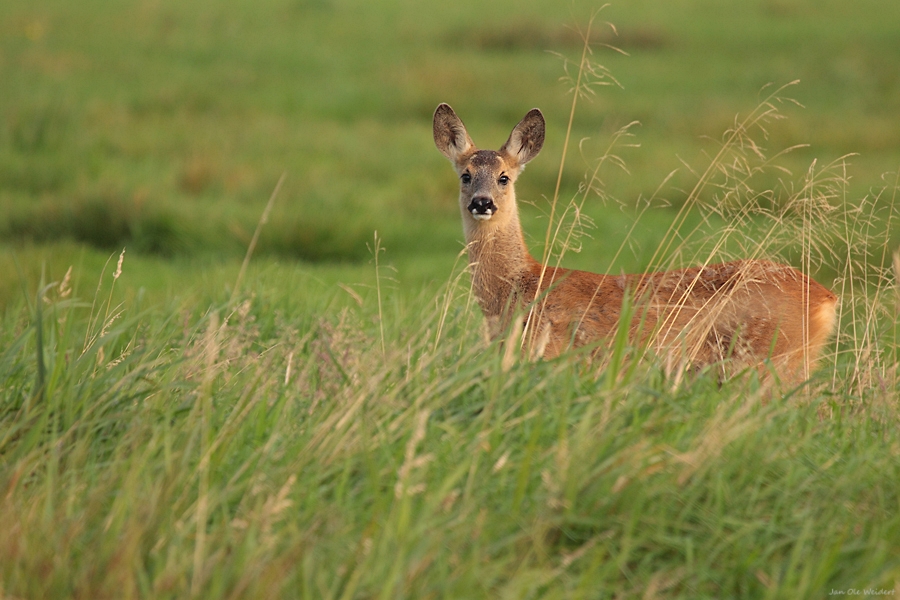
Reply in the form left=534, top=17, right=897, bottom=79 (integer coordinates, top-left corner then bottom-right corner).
left=500, top=108, right=545, bottom=168
left=433, top=104, right=473, bottom=161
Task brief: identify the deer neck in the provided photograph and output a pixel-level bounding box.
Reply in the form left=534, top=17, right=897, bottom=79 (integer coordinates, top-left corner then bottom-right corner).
left=462, top=204, right=536, bottom=318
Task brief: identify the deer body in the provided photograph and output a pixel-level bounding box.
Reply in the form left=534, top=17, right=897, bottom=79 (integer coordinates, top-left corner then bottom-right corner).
left=433, top=103, right=837, bottom=380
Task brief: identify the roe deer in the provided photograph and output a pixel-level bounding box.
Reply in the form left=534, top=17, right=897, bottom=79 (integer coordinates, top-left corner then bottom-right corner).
left=433, top=103, right=838, bottom=381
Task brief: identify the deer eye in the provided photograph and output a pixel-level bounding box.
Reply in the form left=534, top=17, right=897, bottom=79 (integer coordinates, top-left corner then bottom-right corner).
left=460, top=173, right=472, bottom=184
left=498, top=175, right=510, bottom=186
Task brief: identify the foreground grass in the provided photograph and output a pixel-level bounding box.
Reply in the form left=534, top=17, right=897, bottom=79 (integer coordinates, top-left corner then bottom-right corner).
left=1, top=259, right=898, bottom=599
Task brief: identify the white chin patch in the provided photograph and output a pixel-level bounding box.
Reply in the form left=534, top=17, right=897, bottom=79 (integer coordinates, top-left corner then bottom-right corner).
left=471, top=212, right=493, bottom=221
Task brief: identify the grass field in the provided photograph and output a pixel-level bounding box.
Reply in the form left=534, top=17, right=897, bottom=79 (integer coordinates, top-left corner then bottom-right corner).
left=2, top=0, right=900, bottom=597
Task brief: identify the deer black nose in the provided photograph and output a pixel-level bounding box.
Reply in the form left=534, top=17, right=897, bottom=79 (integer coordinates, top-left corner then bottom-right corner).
left=468, top=196, right=497, bottom=216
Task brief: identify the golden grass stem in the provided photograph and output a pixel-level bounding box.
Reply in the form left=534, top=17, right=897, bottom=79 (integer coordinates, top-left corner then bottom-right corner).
left=231, top=171, right=286, bottom=305
left=528, top=12, right=598, bottom=350
left=191, top=311, right=219, bottom=597
left=373, top=231, right=386, bottom=359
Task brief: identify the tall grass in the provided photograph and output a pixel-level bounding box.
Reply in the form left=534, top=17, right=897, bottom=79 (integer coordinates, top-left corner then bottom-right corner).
left=2, top=90, right=900, bottom=600
left=1, top=198, right=898, bottom=597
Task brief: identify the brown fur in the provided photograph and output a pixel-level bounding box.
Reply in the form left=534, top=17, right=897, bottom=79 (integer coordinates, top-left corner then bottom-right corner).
left=433, top=103, right=838, bottom=382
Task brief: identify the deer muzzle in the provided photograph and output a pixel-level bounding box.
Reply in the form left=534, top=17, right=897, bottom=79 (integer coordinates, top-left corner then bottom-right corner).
left=467, top=196, right=496, bottom=220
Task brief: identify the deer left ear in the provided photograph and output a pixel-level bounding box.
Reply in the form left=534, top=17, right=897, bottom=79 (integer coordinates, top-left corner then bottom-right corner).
left=433, top=103, right=474, bottom=162
left=500, top=108, right=545, bottom=168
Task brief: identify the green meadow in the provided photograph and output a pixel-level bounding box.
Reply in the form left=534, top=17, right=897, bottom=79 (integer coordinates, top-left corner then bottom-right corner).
left=2, top=0, right=900, bottom=597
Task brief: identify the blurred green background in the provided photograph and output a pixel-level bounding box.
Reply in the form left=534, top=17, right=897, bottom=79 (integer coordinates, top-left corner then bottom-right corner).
left=2, top=0, right=899, bottom=306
